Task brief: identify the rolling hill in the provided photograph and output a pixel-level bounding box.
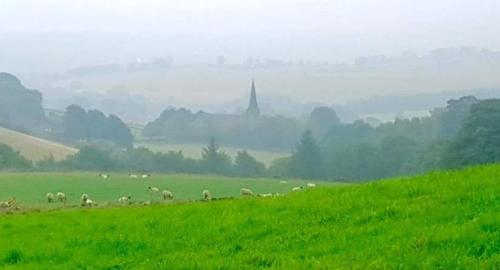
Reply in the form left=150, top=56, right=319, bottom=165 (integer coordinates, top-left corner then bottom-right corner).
left=0, top=126, right=77, bottom=161
left=0, top=165, right=498, bottom=268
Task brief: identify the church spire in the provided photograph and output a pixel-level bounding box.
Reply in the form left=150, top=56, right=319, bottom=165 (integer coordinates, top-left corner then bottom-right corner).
left=246, top=78, right=260, bottom=118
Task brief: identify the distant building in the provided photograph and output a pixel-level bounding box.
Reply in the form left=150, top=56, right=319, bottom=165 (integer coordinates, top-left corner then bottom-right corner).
left=246, top=79, right=260, bottom=118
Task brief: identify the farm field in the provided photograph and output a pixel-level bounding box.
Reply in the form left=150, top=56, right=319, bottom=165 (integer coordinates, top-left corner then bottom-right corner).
left=0, top=127, right=77, bottom=161
left=0, top=173, right=325, bottom=208
left=136, top=141, right=290, bottom=166
left=0, top=165, right=499, bottom=269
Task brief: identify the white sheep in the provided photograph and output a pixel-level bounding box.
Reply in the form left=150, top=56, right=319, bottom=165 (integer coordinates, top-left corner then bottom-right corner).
left=240, top=188, right=254, bottom=196
left=292, top=186, right=304, bottom=191
left=202, top=189, right=211, bottom=201
left=99, top=173, right=109, bottom=179
left=84, top=199, right=95, bottom=207
left=118, top=196, right=131, bottom=205
left=307, top=183, right=317, bottom=188
left=142, top=174, right=151, bottom=179
left=56, top=192, right=67, bottom=203
left=46, top=192, right=55, bottom=203
left=162, top=190, right=174, bottom=200
left=0, top=198, right=15, bottom=208
left=128, top=174, right=138, bottom=178
left=148, top=186, right=159, bottom=193
left=258, top=193, right=273, bottom=197
left=279, top=180, right=288, bottom=184
left=81, top=193, right=89, bottom=206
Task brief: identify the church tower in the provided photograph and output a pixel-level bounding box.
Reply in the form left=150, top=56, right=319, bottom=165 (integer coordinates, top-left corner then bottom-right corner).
left=246, top=79, right=260, bottom=118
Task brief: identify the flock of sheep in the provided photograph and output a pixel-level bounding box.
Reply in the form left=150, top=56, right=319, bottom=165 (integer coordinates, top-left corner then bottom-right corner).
left=0, top=174, right=318, bottom=210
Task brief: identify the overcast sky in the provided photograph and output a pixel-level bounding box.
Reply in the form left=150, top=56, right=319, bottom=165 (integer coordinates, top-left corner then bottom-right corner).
left=1, top=0, right=499, bottom=62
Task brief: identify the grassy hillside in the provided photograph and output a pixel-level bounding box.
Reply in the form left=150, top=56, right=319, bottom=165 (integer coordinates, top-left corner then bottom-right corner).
left=136, top=142, right=289, bottom=166
left=0, top=173, right=323, bottom=208
left=0, top=166, right=499, bottom=269
left=0, top=127, right=77, bottom=161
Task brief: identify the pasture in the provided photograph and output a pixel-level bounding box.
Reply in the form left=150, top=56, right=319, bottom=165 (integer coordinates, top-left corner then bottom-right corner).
left=0, top=127, right=77, bottom=161
left=0, top=165, right=498, bottom=269
left=0, top=173, right=323, bottom=208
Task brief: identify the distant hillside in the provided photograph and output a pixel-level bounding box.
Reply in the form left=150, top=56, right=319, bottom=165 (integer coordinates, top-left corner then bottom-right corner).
left=0, top=126, right=77, bottom=161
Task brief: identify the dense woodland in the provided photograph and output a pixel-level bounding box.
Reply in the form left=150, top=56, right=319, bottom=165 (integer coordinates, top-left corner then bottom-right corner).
left=1, top=73, right=500, bottom=181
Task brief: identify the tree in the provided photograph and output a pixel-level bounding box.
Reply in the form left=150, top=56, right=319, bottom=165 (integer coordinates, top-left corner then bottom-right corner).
left=65, top=145, right=115, bottom=171
left=290, top=130, right=324, bottom=179
left=0, top=73, right=47, bottom=132
left=234, top=150, right=265, bottom=177
left=444, top=99, right=500, bottom=167
left=0, top=143, right=32, bottom=170
left=200, top=138, right=232, bottom=175
left=308, top=106, right=340, bottom=139
left=63, top=105, right=133, bottom=147
left=63, top=105, right=89, bottom=140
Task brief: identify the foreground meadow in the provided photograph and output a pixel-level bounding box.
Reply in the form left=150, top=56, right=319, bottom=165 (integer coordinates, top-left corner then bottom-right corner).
left=0, top=165, right=499, bottom=269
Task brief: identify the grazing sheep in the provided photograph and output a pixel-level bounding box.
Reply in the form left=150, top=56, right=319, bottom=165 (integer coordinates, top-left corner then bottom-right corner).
left=240, top=188, right=254, bottom=196
left=46, top=192, right=55, bottom=203
left=307, top=183, right=316, bottom=188
left=279, top=180, right=288, bottom=184
left=84, top=199, right=95, bottom=207
left=202, top=190, right=211, bottom=201
left=148, top=186, right=160, bottom=193
left=162, top=190, right=174, bottom=200
left=81, top=193, right=89, bottom=206
left=99, top=173, right=109, bottom=179
left=292, top=186, right=304, bottom=191
left=0, top=198, right=15, bottom=208
left=142, top=174, right=151, bottom=179
left=258, top=193, right=273, bottom=197
left=56, top=192, right=67, bottom=203
left=118, top=196, right=131, bottom=205
left=128, top=174, right=138, bottom=178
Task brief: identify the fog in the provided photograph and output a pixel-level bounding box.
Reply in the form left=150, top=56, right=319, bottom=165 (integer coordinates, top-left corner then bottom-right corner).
left=1, top=0, right=500, bottom=121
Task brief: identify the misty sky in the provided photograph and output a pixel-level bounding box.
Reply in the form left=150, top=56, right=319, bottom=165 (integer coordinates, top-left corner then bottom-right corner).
left=1, top=0, right=500, bottom=62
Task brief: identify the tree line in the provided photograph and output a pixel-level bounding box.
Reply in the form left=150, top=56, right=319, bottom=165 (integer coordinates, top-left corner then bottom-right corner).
left=3, top=94, right=500, bottom=181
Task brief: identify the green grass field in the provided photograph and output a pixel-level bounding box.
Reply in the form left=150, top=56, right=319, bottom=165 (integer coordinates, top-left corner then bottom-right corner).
left=0, top=173, right=323, bottom=208
left=136, top=142, right=290, bottom=166
left=0, top=166, right=499, bottom=269
left=0, top=127, right=77, bottom=161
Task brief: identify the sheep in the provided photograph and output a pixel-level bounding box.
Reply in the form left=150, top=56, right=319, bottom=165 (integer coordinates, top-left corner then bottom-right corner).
left=307, top=183, right=317, bottom=188
left=240, top=188, right=254, bottom=197
left=162, top=190, right=174, bottom=200
left=56, top=192, right=67, bottom=203
left=46, top=192, right=55, bottom=203
left=81, top=193, right=89, bottom=206
left=257, top=193, right=273, bottom=198
left=0, top=198, right=15, bottom=208
left=142, top=174, right=151, bottom=179
left=202, top=190, right=211, bottom=201
left=148, top=186, right=159, bottom=193
left=118, top=196, right=131, bottom=205
left=128, top=173, right=138, bottom=178
left=99, top=173, right=109, bottom=179
left=292, top=186, right=304, bottom=191
left=84, top=199, right=95, bottom=207
left=279, top=180, right=288, bottom=184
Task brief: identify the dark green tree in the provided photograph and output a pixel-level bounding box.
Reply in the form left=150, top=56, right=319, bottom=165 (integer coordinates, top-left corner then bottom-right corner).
left=234, top=150, right=265, bottom=177
left=0, top=143, right=32, bottom=170
left=200, top=137, right=232, bottom=175
left=290, top=130, right=324, bottom=179
left=65, top=145, right=115, bottom=171
left=444, top=99, right=500, bottom=167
